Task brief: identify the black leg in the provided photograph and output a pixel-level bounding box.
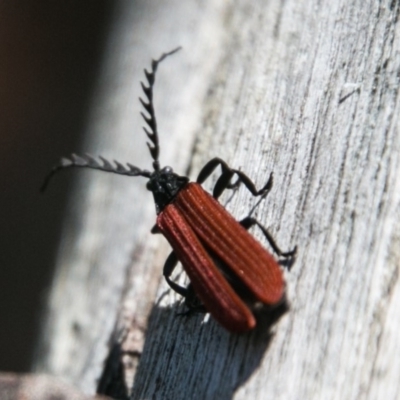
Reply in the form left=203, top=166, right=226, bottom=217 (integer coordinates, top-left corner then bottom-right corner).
left=178, top=283, right=207, bottom=316
left=239, top=216, right=297, bottom=268
left=196, top=157, right=273, bottom=200
left=151, top=224, right=161, bottom=234
left=163, top=251, right=188, bottom=297
left=163, top=251, right=207, bottom=315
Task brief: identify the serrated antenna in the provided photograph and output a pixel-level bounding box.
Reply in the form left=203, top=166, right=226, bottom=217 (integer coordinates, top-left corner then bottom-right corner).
left=41, top=48, right=181, bottom=192
left=140, top=47, right=181, bottom=171
left=41, top=153, right=151, bottom=192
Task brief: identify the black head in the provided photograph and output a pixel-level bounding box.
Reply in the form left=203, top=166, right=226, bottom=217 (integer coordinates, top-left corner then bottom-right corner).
left=41, top=47, right=186, bottom=214
left=146, top=166, right=189, bottom=214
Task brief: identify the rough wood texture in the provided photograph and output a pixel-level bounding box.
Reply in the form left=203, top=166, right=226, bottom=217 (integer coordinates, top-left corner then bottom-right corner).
left=34, top=1, right=400, bottom=399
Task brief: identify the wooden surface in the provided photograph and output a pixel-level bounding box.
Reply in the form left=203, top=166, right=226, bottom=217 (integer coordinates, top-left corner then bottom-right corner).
left=34, top=1, right=400, bottom=399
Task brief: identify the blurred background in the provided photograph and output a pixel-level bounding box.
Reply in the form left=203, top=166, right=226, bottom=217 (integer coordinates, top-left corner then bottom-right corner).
left=0, top=1, right=116, bottom=371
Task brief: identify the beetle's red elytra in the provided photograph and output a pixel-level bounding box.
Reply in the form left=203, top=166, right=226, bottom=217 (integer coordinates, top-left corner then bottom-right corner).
left=42, top=48, right=296, bottom=333
left=158, top=183, right=286, bottom=332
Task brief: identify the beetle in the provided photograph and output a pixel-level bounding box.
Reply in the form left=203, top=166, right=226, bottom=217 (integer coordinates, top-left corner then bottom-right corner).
left=42, top=48, right=297, bottom=333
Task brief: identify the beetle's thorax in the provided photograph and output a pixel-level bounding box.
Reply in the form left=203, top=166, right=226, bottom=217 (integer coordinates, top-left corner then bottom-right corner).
left=146, top=166, right=189, bottom=214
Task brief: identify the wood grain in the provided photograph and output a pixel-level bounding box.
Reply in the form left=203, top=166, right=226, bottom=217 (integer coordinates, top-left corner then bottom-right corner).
left=34, top=1, right=400, bottom=399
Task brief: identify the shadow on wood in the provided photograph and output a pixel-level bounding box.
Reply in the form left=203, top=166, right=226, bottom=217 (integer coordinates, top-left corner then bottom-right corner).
left=97, top=298, right=289, bottom=400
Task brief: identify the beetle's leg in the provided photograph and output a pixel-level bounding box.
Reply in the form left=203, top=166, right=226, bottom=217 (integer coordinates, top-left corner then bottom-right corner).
left=155, top=228, right=189, bottom=294
left=151, top=224, right=161, bottom=234
left=163, top=252, right=207, bottom=315
left=215, top=168, right=273, bottom=200
left=178, top=283, right=207, bottom=316
left=197, top=157, right=273, bottom=200
left=156, top=228, right=203, bottom=303
left=163, top=251, right=188, bottom=297
left=239, top=216, right=297, bottom=269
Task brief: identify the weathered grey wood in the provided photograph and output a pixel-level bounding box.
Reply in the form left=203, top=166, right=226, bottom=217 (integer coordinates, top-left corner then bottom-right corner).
left=34, top=1, right=400, bottom=399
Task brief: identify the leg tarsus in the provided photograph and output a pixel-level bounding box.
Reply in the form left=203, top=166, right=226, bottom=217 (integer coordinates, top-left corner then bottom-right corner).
left=177, top=284, right=207, bottom=316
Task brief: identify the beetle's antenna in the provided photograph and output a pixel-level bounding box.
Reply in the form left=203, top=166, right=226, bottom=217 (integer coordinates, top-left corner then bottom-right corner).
left=41, top=153, right=151, bottom=192
left=41, top=48, right=181, bottom=192
left=140, top=47, right=181, bottom=171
